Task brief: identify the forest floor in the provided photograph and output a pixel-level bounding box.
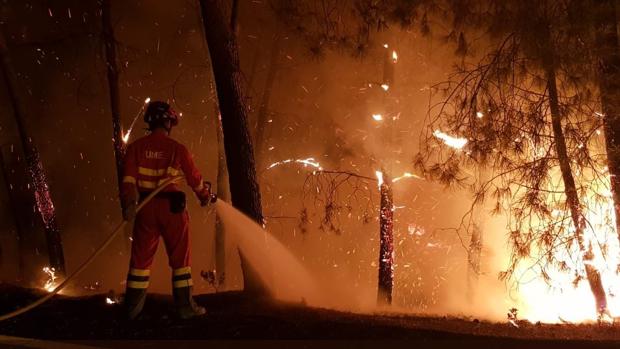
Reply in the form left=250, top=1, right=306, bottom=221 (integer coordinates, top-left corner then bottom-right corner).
left=0, top=284, right=619, bottom=348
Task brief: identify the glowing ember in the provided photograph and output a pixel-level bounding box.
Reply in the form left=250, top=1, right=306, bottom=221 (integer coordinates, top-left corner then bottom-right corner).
left=375, top=170, right=384, bottom=187
left=372, top=114, right=383, bottom=121
left=392, top=172, right=421, bottom=183
left=42, top=266, right=57, bottom=292
left=476, top=111, right=484, bottom=118
left=267, top=157, right=323, bottom=171
left=381, top=84, right=390, bottom=91
left=105, top=297, right=118, bottom=305
left=433, top=130, right=468, bottom=149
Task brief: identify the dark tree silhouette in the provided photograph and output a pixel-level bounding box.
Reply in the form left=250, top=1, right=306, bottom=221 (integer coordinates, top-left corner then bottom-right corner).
left=0, top=30, right=65, bottom=276
left=198, top=0, right=268, bottom=295
left=101, top=0, right=126, bottom=213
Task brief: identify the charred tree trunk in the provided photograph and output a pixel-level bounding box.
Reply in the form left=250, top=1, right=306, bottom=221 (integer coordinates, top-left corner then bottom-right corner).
left=199, top=0, right=268, bottom=296
left=594, top=0, right=620, bottom=245
left=0, top=31, right=66, bottom=276
left=377, top=171, right=394, bottom=305
left=254, top=32, right=282, bottom=168
left=101, top=0, right=126, bottom=210
left=543, top=48, right=608, bottom=314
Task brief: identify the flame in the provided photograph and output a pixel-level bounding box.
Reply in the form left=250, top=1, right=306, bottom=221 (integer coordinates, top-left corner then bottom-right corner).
left=375, top=170, right=384, bottom=187
left=267, top=157, right=323, bottom=171
left=42, top=266, right=57, bottom=292
left=372, top=114, right=383, bottom=121
left=433, top=130, right=468, bottom=149
left=510, top=170, right=620, bottom=323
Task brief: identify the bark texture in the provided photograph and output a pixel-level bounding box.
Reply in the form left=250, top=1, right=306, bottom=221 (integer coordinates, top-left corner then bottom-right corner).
left=377, top=171, right=394, bottom=305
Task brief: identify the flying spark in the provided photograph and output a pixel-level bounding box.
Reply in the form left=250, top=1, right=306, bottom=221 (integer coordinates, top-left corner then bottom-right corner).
left=372, top=114, right=383, bottom=121
left=392, top=51, right=398, bottom=63
left=123, top=97, right=151, bottom=144
left=476, top=111, right=484, bottom=118
left=267, top=157, right=323, bottom=171
left=381, top=84, right=390, bottom=91
left=433, top=130, right=468, bottom=149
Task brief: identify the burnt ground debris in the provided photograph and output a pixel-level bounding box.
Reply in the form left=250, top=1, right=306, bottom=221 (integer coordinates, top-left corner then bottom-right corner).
left=0, top=284, right=619, bottom=348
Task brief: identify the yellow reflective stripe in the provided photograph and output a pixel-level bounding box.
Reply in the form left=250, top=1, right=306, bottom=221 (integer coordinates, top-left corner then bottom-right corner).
left=123, top=176, right=136, bottom=184
left=167, top=167, right=181, bottom=176
left=129, top=268, right=150, bottom=277
left=173, top=266, right=191, bottom=276
left=127, top=280, right=149, bottom=289
left=139, top=167, right=166, bottom=176
left=137, top=180, right=157, bottom=189
left=173, top=279, right=193, bottom=288
left=138, top=167, right=181, bottom=177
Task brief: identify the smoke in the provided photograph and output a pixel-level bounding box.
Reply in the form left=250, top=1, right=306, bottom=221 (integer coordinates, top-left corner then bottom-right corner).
left=0, top=0, right=533, bottom=323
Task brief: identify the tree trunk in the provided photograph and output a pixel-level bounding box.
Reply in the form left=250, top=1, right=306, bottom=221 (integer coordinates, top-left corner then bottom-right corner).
left=101, top=0, right=125, bottom=211
left=199, top=0, right=268, bottom=296
left=254, top=32, right=282, bottom=168
left=0, top=31, right=66, bottom=276
left=545, top=59, right=608, bottom=314
left=594, top=0, right=620, bottom=246
left=377, top=170, right=394, bottom=305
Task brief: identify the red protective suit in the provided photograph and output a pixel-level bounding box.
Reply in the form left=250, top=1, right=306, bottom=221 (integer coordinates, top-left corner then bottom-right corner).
left=121, top=131, right=206, bottom=289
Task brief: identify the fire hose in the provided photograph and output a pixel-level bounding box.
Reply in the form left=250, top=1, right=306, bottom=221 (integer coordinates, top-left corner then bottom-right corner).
left=0, top=175, right=198, bottom=322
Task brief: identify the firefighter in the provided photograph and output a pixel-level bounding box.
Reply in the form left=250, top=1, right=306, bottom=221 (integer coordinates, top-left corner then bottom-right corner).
left=120, top=100, right=213, bottom=320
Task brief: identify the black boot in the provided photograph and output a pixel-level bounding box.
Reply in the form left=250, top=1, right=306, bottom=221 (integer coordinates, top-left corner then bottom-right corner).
left=173, top=286, right=206, bottom=319
left=124, top=268, right=150, bottom=320
left=124, top=287, right=147, bottom=320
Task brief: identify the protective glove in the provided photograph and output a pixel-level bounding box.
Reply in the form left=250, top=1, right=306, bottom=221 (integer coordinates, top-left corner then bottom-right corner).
left=122, top=201, right=137, bottom=221
left=197, top=181, right=217, bottom=207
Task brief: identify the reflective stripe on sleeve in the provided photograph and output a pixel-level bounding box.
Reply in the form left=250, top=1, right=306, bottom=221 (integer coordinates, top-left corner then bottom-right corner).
left=123, top=176, right=136, bottom=184
left=137, top=180, right=157, bottom=189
